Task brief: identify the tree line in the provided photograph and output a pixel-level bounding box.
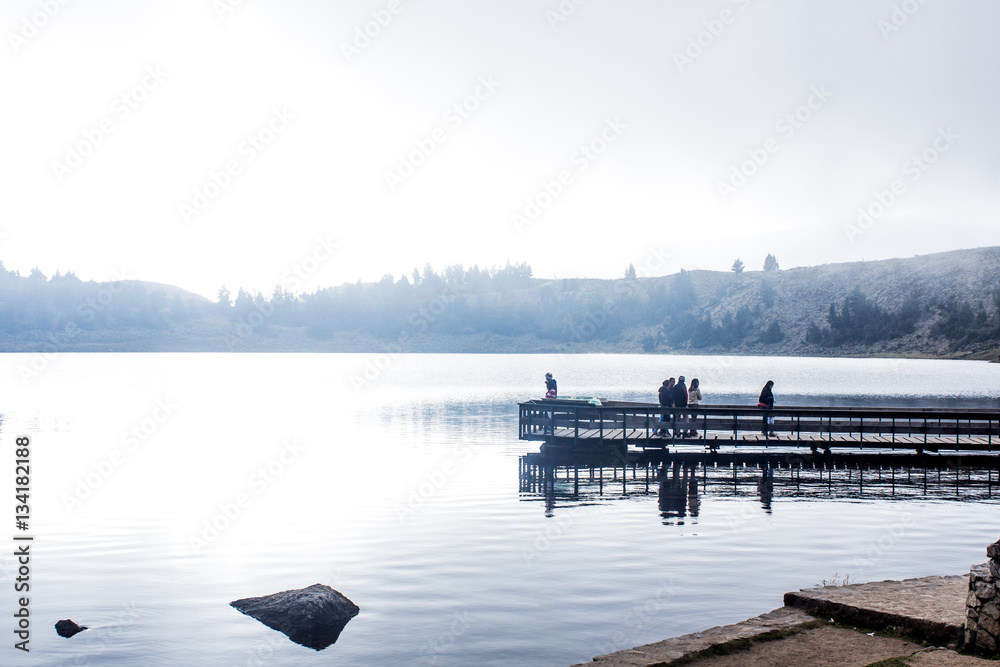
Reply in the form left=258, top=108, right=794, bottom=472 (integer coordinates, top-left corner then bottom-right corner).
left=1, top=258, right=998, bottom=355
left=0, top=263, right=203, bottom=334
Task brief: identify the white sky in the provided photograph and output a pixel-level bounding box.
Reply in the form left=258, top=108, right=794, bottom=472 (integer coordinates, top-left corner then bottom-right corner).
left=2, top=0, right=998, bottom=300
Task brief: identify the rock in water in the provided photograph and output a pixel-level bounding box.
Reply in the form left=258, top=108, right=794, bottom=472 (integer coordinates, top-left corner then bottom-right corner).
left=230, top=584, right=359, bottom=650
left=55, top=619, right=87, bottom=638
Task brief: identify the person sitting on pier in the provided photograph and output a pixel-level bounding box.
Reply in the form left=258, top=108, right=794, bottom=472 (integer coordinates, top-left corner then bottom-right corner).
left=671, top=376, right=689, bottom=437
left=655, top=378, right=672, bottom=435
left=758, top=380, right=776, bottom=437
left=542, top=373, right=558, bottom=433
left=686, top=378, right=702, bottom=437
left=544, top=372, right=557, bottom=399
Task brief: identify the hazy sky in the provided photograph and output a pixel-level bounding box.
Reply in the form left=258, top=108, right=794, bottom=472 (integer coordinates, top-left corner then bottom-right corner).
left=3, top=0, right=997, bottom=299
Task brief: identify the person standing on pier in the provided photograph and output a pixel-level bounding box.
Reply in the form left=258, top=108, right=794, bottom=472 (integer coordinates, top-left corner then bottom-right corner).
left=656, top=378, right=672, bottom=435
left=671, top=376, right=689, bottom=437
left=758, top=380, right=776, bottom=437
left=686, top=378, right=702, bottom=437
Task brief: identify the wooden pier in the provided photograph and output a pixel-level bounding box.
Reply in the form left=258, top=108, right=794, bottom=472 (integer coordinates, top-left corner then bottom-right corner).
left=518, top=399, right=1000, bottom=456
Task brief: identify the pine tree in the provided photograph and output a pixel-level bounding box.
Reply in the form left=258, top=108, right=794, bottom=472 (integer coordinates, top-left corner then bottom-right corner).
left=216, top=286, right=232, bottom=309
left=762, top=320, right=784, bottom=343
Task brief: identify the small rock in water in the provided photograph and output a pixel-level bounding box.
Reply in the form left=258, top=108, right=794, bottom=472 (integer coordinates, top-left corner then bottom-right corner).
left=55, top=619, right=87, bottom=638
left=230, top=583, right=359, bottom=650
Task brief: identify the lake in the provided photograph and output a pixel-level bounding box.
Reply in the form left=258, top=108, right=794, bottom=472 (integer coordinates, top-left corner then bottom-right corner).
left=1, top=353, right=998, bottom=666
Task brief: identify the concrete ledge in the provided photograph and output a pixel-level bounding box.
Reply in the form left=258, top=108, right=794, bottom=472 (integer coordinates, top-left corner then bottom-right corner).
left=570, top=606, right=817, bottom=667
left=783, top=575, right=968, bottom=645
left=570, top=575, right=971, bottom=666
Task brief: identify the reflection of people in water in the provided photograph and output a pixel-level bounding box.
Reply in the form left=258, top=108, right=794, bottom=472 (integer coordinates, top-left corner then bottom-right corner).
left=758, top=466, right=774, bottom=510
left=658, top=463, right=700, bottom=521
left=686, top=469, right=700, bottom=517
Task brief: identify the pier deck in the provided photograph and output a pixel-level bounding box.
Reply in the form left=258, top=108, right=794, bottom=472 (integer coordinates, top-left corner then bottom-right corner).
left=519, top=399, right=1000, bottom=455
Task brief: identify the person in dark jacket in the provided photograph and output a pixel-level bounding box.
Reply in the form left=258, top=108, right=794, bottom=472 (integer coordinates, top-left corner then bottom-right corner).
left=758, top=380, right=775, bottom=436
left=655, top=379, right=672, bottom=435
left=671, top=376, right=688, bottom=437
left=544, top=372, right=557, bottom=398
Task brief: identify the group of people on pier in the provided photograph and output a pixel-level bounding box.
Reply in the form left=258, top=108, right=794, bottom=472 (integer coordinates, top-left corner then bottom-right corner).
left=541, top=371, right=778, bottom=439
left=655, top=376, right=702, bottom=438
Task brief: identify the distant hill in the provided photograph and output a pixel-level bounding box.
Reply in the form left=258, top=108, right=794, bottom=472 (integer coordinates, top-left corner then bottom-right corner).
left=0, top=250, right=998, bottom=359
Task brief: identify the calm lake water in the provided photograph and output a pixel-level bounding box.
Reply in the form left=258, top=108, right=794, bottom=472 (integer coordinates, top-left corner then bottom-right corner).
left=1, top=353, right=998, bottom=666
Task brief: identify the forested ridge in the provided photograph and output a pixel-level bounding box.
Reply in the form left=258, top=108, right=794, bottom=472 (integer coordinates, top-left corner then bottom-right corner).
left=0, top=248, right=998, bottom=358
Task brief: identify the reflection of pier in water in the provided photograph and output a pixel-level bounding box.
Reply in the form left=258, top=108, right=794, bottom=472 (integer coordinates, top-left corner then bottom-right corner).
left=519, top=451, right=1000, bottom=510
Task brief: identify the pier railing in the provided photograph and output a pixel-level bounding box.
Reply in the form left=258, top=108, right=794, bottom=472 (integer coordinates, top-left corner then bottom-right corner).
left=518, top=399, right=1000, bottom=453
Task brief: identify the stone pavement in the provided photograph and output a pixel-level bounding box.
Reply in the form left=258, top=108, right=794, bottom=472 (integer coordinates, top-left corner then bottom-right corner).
left=784, top=575, right=968, bottom=645
left=570, top=574, right=972, bottom=667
